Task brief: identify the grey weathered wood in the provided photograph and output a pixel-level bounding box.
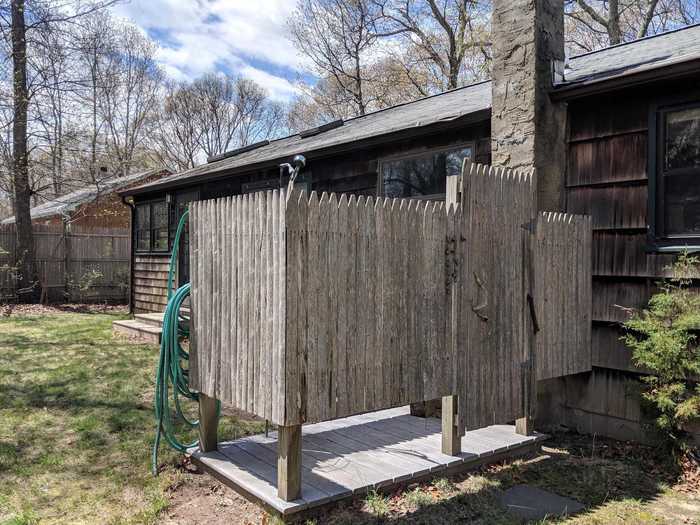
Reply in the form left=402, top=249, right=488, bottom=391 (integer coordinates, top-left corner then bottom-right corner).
left=191, top=407, right=546, bottom=517
left=232, top=439, right=343, bottom=500
left=457, top=161, right=537, bottom=431
left=442, top=395, right=460, bottom=455
left=278, top=424, right=302, bottom=501
left=515, top=417, right=533, bottom=436
left=189, top=204, right=200, bottom=392
left=534, top=212, right=593, bottom=380
left=198, top=393, right=219, bottom=452
left=0, top=223, right=131, bottom=303
left=189, top=162, right=592, bottom=429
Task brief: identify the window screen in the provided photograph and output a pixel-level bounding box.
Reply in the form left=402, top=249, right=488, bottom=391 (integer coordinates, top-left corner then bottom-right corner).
left=135, top=204, right=150, bottom=251
left=135, top=200, right=168, bottom=252
left=659, top=104, right=700, bottom=238
left=381, top=145, right=473, bottom=199
left=151, top=201, right=169, bottom=251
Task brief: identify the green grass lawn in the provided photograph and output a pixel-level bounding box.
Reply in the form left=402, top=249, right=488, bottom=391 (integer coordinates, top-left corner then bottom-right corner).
left=0, top=312, right=261, bottom=525
left=0, top=312, right=697, bottom=525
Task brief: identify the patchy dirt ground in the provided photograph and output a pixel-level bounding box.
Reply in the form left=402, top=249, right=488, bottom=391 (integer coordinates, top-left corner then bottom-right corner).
left=158, top=470, right=268, bottom=525
left=0, top=301, right=127, bottom=317
left=158, top=432, right=700, bottom=525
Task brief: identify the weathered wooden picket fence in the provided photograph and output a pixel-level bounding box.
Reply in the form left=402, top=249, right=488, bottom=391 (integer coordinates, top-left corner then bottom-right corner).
left=189, top=160, right=592, bottom=500
left=190, top=161, right=593, bottom=426
left=0, top=224, right=130, bottom=302
left=190, top=190, right=457, bottom=426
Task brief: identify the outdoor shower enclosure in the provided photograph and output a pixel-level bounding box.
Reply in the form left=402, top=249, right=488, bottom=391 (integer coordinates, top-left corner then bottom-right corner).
left=188, top=161, right=592, bottom=500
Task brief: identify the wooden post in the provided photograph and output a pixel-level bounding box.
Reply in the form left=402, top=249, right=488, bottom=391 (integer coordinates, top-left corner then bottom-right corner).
left=516, top=417, right=533, bottom=436
left=278, top=424, right=302, bottom=501
left=198, top=393, right=219, bottom=452
left=517, top=190, right=538, bottom=438
left=62, top=216, right=72, bottom=301
left=441, top=172, right=463, bottom=455
left=516, top=358, right=535, bottom=436
left=441, top=395, right=460, bottom=456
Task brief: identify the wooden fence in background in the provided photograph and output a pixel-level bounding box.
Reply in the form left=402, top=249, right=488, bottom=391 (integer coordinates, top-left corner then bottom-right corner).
left=0, top=223, right=130, bottom=303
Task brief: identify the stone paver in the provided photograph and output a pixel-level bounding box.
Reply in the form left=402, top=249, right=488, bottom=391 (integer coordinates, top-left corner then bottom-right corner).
left=499, top=484, right=585, bottom=521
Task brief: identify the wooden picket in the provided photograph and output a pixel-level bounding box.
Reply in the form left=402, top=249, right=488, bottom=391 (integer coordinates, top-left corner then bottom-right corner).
left=534, top=212, right=593, bottom=380
left=455, top=162, right=537, bottom=431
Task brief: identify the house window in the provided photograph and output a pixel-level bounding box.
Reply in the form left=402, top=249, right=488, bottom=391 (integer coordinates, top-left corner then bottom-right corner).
left=653, top=102, right=700, bottom=243
left=379, top=144, right=473, bottom=199
left=135, top=204, right=150, bottom=251
left=135, top=200, right=169, bottom=252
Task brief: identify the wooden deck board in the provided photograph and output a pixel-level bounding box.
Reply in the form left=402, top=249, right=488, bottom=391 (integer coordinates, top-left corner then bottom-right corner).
left=191, top=407, right=546, bottom=518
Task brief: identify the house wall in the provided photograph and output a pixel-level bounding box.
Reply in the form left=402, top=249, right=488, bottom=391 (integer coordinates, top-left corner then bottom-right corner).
left=536, top=76, right=700, bottom=443
left=309, top=123, right=491, bottom=196
left=35, top=192, right=131, bottom=229
left=131, top=122, right=491, bottom=313
left=133, top=254, right=169, bottom=313
left=34, top=170, right=170, bottom=229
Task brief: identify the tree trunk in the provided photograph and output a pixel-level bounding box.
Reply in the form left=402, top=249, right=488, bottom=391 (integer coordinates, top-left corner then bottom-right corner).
left=448, top=57, right=460, bottom=90
left=11, top=0, right=37, bottom=300
left=91, top=47, right=98, bottom=182
left=608, top=0, right=621, bottom=44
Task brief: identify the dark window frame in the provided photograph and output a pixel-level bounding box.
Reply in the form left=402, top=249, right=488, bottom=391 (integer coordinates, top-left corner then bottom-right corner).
left=649, top=97, right=700, bottom=250
left=134, top=198, right=170, bottom=254
left=377, top=141, right=474, bottom=200
left=171, top=188, right=200, bottom=287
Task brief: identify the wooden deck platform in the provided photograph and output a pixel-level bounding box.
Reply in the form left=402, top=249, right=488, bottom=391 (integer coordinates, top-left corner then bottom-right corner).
left=190, top=406, right=546, bottom=518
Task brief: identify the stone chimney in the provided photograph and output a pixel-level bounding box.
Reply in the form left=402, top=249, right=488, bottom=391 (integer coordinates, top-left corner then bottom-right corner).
left=491, top=0, right=566, bottom=211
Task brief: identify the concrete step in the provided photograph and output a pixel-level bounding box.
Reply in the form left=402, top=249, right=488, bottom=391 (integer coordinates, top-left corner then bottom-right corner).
left=134, top=312, right=165, bottom=328
left=135, top=311, right=191, bottom=329
left=113, top=319, right=162, bottom=345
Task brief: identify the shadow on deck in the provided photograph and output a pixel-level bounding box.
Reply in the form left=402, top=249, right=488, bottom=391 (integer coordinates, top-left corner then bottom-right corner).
left=190, top=406, right=546, bottom=518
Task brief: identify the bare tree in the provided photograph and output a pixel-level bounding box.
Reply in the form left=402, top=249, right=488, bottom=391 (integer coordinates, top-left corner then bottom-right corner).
left=373, top=0, right=491, bottom=91
left=288, top=0, right=491, bottom=129
left=193, top=73, right=250, bottom=157
left=100, top=23, right=162, bottom=177
left=152, top=74, right=285, bottom=169
left=565, top=0, right=699, bottom=52
left=0, top=0, right=119, bottom=299
left=9, top=0, right=35, bottom=296
left=74, top=11, right=116, bottom=181
left=153, top=81, right=202, bottom=171
left=31, top=21, right=71, bottom=196
left=234, top=79, right=285, bottom=146
left=290, top=0, right=379, bottom=117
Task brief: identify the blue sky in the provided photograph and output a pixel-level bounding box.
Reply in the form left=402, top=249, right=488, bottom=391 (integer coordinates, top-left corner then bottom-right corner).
left=111, top=0, right=312, bottom=102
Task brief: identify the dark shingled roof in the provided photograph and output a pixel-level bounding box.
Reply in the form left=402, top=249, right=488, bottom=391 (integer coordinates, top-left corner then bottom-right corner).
left=559, top=23, right=700, bottom=87
left=2, top=169, right=167, bottom=224
left=123, top=80, right=492, bottom=196
left=125, top=23, right=700, bottom=196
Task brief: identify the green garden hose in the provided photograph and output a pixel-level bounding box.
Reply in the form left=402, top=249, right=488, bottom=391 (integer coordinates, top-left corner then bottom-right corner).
left=151, top=210, right=218, bottom=475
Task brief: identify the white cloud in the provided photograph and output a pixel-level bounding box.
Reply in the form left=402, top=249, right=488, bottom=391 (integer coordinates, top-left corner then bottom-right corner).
left=111, top=0, right=305, bottom=101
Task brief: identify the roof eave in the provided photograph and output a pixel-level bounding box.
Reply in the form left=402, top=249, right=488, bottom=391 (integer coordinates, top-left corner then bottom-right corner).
left=551, top=57, right=700, bottom=101
left=121, top=109, right=491, bottom=198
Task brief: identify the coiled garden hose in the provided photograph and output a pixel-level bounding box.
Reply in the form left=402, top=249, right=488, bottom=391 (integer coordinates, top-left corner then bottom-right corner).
left=151, top=210, right=219, bottom=475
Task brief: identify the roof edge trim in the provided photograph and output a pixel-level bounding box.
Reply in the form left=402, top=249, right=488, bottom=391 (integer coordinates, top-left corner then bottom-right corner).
left=207, top=140, right=271, bottom=164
